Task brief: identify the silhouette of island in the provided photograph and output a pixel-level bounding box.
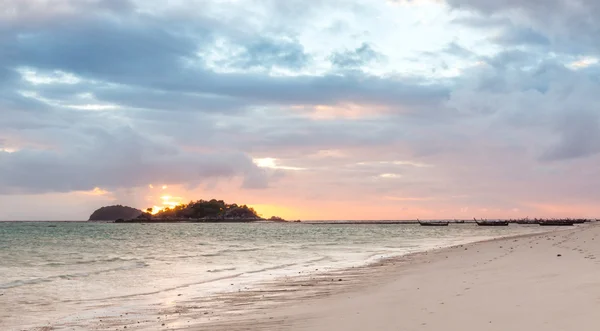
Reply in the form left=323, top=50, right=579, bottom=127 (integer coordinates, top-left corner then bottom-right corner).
left=92, top=200, right=287, bottom=223
left=89, top=205, right=143, bottom=221
left=112, top=199, right=283, bottom=223
left=144, top=199, right=261, bottom=220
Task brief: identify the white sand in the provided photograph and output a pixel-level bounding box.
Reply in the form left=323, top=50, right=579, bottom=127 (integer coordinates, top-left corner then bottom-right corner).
left=205, top=224, right=600, bottom=331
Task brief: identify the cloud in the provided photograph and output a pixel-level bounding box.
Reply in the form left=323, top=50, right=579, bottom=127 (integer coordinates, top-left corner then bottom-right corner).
left=448, top=0, right=600, bottom=54
left=329, top=43, right=384, bottom=69
left=442, top=42, right=475, bottom=58
left=490, top=26, right=550, bottom=47
left=448, top=52, right=600, bottom=162
left=0, top=125, right=267, bottom=194
left=217, top=38, right=312, bottom=71
left=0, top=0, right=135, bottom=25
left=2, top=13, right=447, bottom=109
left=540, top=110, right=600, bottom=161
left=2, top=0, right=600, bottom=220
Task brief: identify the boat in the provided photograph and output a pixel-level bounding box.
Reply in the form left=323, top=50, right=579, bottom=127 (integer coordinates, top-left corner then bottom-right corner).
left=419, top=221, right=449, bottom=226
left=539, top=220, right=575, bottom=226
left=516, top=219, right=538, bottom=225
left=475, top=219, right=509, bottom=226
left=476, top=221, right=509, bottom=226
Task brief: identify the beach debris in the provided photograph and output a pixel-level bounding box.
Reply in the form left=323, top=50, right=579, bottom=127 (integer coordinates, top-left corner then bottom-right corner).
left=557, top=254, right=562, bottom=257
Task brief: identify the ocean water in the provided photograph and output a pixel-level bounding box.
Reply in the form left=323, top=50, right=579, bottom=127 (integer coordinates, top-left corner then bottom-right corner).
left=0, top=221, right=548, bottom=330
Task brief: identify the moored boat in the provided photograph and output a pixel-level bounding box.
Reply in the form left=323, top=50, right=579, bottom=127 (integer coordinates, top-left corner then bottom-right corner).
left=516, top=219, right=538, bottom=225
left=475, top=219, right=509, bottom=226
left=539, top=220, right=575, bottom=226
left=419, top=221, right=450, bottom=226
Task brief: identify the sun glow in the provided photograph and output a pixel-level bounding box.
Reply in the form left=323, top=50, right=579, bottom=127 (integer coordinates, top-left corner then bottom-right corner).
left=253, top=157, right=305, bottom=170
left=0, top=147, right=18, bottom=153
left=146, top=185, right=185, bottom=215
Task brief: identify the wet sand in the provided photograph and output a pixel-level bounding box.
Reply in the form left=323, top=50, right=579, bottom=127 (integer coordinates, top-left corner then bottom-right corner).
left=203, top=224, right=600, bottom=331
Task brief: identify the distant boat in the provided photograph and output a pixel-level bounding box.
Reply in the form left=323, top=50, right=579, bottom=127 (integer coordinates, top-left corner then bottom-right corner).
left=475, top=219, right=509, bottom=226
left=539, top=220, right=575, bottom=226
left=516, top=219, right=538, bottom=225
left=419, top=221, right=449, bottom=227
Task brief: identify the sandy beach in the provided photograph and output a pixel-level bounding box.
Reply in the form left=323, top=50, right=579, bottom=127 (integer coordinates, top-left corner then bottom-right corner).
left=202, top=224, right=600, bottom=331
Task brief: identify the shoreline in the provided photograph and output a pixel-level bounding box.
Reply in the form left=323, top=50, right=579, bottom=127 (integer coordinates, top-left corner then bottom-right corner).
left=4, top=223, right=585, bottom=330
left=194, top=223, right=597, bottom=330
left=113, top=225, right=574, bottom=330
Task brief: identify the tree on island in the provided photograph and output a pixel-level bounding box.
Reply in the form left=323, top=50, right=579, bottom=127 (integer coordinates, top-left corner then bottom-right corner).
left=142, top=199, right=261, bottom=220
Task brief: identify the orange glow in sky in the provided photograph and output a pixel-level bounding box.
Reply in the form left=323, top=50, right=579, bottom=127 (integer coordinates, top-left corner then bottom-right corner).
left=147, top=185, right=185, bottom=214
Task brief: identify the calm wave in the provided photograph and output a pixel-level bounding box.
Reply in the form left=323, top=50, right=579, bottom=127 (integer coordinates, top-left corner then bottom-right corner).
left=0, top=221, right=548, bottom=330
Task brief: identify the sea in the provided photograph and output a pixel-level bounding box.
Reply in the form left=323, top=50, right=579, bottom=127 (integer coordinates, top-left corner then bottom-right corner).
left=0, top=221, right=550, bottom=330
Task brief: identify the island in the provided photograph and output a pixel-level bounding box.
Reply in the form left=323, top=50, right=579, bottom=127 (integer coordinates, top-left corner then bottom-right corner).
left=91, top=199, right=286, bottom=223
left=88, top=205, right=143, bottom=221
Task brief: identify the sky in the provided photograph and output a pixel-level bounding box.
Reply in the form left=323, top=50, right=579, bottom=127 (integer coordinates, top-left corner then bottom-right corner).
left=2, top=0, right=600, bottom=220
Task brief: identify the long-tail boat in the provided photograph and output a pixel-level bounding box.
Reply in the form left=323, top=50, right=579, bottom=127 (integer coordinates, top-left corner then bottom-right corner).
left=419, top=220, right=450, bottom=226
left=516, top=218, right=538, bottom=225
left=474, top=218, right=509, bottom=226
left=539, top=220, right=575, bottom=226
